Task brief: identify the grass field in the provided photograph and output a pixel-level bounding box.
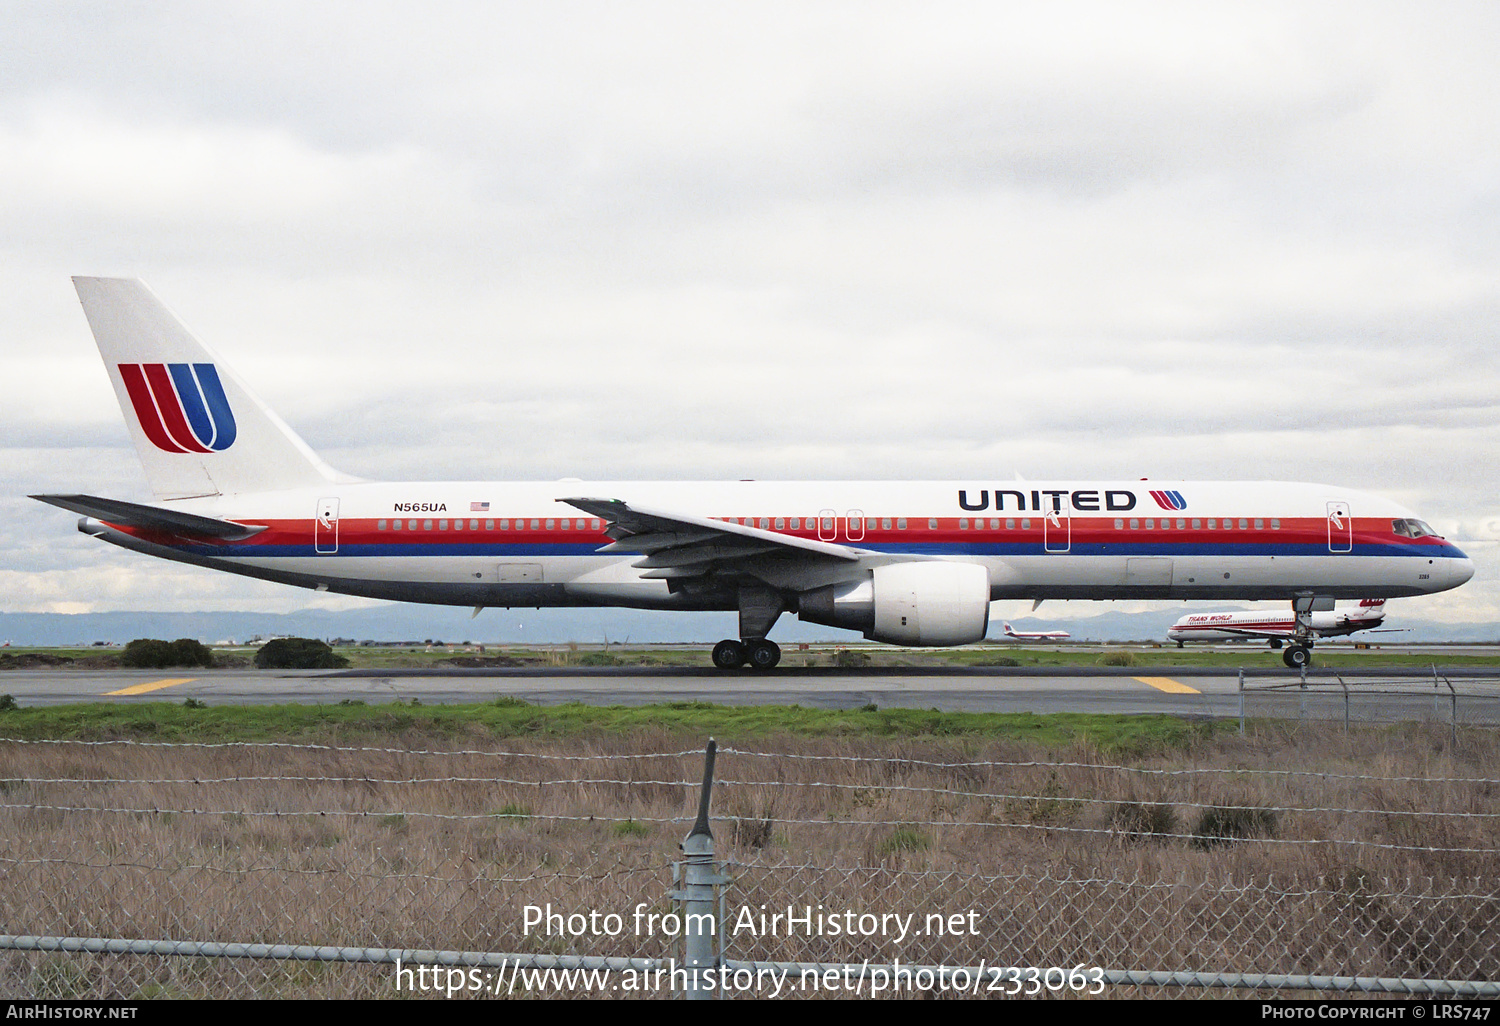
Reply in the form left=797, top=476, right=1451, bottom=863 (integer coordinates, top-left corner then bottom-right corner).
left=0, top=705, right=1494, bottom=998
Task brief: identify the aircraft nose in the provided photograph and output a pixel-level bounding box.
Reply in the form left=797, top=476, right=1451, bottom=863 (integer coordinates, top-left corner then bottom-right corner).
left=1452, top=552, right=1476, bottom=587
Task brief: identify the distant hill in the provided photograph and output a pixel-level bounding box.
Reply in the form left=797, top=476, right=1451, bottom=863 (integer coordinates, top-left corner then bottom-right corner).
left=1, top=606, right=1493, bottom=647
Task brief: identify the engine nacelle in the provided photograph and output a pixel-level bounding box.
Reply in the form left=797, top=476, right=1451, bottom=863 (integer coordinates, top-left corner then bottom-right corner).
left=798, top=562, right=991, bottom=646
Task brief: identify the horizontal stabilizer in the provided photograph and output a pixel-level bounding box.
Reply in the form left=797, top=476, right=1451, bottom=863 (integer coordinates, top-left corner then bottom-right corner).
left=30, top=494, right=267, bottom=541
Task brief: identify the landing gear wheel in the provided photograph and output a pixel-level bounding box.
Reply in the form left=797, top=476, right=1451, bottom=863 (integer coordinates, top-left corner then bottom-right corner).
left=1269, top=639, right=1283, bottom=650
left=1283, top=645, right=1310, bottom=669
left=712, top=639, right=746, bottom=670
left=747, top=639, right=781, bottom=670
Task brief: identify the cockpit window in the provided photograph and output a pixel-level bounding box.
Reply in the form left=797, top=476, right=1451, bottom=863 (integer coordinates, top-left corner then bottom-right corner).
left=1392, top=518, right=1438, bottom=539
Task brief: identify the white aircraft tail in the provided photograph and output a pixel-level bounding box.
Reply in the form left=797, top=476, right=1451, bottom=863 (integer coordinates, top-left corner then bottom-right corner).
left=73, top=277, right=348, bottom=499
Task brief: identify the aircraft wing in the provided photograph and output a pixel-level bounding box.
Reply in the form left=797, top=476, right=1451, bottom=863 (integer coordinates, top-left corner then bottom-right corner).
left=558, top=497, right=864, bottom=584
left=30, top=494, right=268, bottom=541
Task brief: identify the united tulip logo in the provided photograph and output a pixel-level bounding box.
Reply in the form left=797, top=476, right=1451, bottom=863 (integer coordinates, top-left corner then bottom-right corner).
left=118, top=363, right=237, bottom=453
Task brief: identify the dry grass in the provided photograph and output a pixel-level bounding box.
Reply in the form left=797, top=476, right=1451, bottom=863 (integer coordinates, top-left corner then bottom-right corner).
left=0, top=722, right=1496, bottom=998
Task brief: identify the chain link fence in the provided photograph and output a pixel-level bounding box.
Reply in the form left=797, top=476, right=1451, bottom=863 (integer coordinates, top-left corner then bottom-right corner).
left=1238, top=670, right=1500, bottom=734
left=1, top=725, right=1498, bottom=998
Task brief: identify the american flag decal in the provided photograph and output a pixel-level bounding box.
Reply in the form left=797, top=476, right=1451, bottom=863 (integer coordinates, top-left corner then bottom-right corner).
left=470, top=501, right=490, bottom=511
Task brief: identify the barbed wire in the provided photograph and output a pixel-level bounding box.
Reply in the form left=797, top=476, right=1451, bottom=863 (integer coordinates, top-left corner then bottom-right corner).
left=719, top=747, right=1500, bottom=786
left=4, top=775, right=694, bottom=788
left=6, top=799, right=1495, bottom=855
left=0, top=737, right=704, bottom=761
left=0, top=802, right=692, bottom=825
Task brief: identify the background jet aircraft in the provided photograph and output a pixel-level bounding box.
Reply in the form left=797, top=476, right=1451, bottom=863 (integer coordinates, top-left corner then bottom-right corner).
left=1168, top=599, right=1397, bottom=662
left=1002, top=622, right=1071, bottom=640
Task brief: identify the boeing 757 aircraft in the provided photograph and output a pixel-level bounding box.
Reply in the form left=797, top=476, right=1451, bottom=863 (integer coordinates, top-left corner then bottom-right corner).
left=33, top=279, right=1474, bottom=670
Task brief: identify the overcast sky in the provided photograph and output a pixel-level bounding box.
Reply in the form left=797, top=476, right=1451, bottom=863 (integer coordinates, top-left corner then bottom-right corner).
left=4, top=2, right=1499, bottom=628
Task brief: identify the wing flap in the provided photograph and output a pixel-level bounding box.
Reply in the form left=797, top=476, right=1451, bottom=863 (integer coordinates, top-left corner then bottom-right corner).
left=558, top=496, right=863, bottom=585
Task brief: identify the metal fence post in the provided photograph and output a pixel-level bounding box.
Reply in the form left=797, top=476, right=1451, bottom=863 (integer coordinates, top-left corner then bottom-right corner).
left=679, top=738, right=721, bottom=1000
left=1238, top=669, right=1245, bottom=738
left=1339, top=674, right=1349, bottom=734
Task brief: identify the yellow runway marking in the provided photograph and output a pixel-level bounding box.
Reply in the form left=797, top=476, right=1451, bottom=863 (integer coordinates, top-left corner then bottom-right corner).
left=1133, top=676, right=1200, bottom=695
left=106, top=678, right=197, bottom=697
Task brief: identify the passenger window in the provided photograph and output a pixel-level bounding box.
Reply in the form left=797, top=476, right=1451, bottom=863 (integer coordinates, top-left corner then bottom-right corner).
left=1239, top=519, right=1248, bottom=530
left=393, top=519, right=402, bottom=531
left=1254, top=519, right=1263, bottom=530
left=1177, top=519, right=1186, bottom=530
left=1271, top=519, right=1280, bottom=530
left=1114, top=519, right=1124, bottom=530
left=378, top=520, right=387, bottom=531
left=928, top=519, right=938, bottom=530
left=561, top=519, right=570, bottom=530
left=790, top=518, right=801, bottom=530
left=959, top=519, right=968, bottom=530
left=1006, top=518, right=1016, bottom=530
left=408, top=520, right=417, bottom=531
left=1129, top=519, right=1138, bottom=529
left=1021, top=519, right=1031, bottom=530
left=439, top=520, right=448, bottom=530
left=897, top=518, right=907, bottom=530
left=1192, top=519, right=1201, bottom=530
left=884, top=518, right=894, bottom=530
left=423, top=520, right=433, bottom=531
left=546, top=519, right=555, bottom=530
left=471, top=520, right=480, bottom=530
left=989, top=518, right=998, bottom=530
left=1208, top=519, right=1216, bottom=530
left=1145, top=519, right=1155, bottom=530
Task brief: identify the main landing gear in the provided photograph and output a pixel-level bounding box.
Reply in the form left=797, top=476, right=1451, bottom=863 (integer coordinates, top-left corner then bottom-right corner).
left=1282, top=644, right=1311, bottom=669
left=712, top=638, right=781, bottom=670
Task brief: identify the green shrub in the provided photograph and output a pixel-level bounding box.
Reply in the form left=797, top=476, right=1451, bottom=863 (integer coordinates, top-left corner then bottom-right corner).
left=1098, top=651, right=1136, bottom=667
left=253, top=638, right=349, bottom=670
left=122, top=638, right=214, bottom=669
left=834, top=649, right=870, bottom=667
left=878, top=826, right=931, bottom=855
left=1191, top=805, right=1278, bottom=849
left=1111, top=802, right=1178, bottom=842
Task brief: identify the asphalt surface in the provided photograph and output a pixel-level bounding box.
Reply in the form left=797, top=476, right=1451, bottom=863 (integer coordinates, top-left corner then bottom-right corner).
left=2, top=664, right=1496, bottom=719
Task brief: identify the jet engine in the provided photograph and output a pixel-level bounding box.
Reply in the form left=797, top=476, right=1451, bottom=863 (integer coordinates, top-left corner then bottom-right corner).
left=798, top=562, right=991, bottom=646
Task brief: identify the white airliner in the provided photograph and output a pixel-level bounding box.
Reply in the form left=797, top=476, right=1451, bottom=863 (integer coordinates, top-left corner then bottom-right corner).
left=33, top=279, right=1475, bottom=670
left=1168, top=599, right=1397, bottom=662
left=1002, top=622, right=1071, bottom=641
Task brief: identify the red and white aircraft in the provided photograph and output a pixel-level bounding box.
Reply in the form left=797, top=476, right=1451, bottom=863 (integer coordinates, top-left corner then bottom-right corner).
left=34, top=279, right=1475, bottom=670
left=1168, top=599, right=1396, bottom=656
left=1002, top=622, right=1071, bottom=641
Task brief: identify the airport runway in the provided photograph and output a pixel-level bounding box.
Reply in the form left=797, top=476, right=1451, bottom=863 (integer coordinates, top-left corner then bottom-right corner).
left=1, top=665, right=1495, bottom=719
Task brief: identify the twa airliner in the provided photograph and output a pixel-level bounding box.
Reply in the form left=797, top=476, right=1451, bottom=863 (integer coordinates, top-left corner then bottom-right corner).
left=33, top=279, right=1474, bottom=670
left=1168, top=599, right=1397, bottom=662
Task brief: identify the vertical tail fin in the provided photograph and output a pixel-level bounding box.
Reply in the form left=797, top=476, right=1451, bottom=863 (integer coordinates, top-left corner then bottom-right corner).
left=73, top=277, right=349, bottom=499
